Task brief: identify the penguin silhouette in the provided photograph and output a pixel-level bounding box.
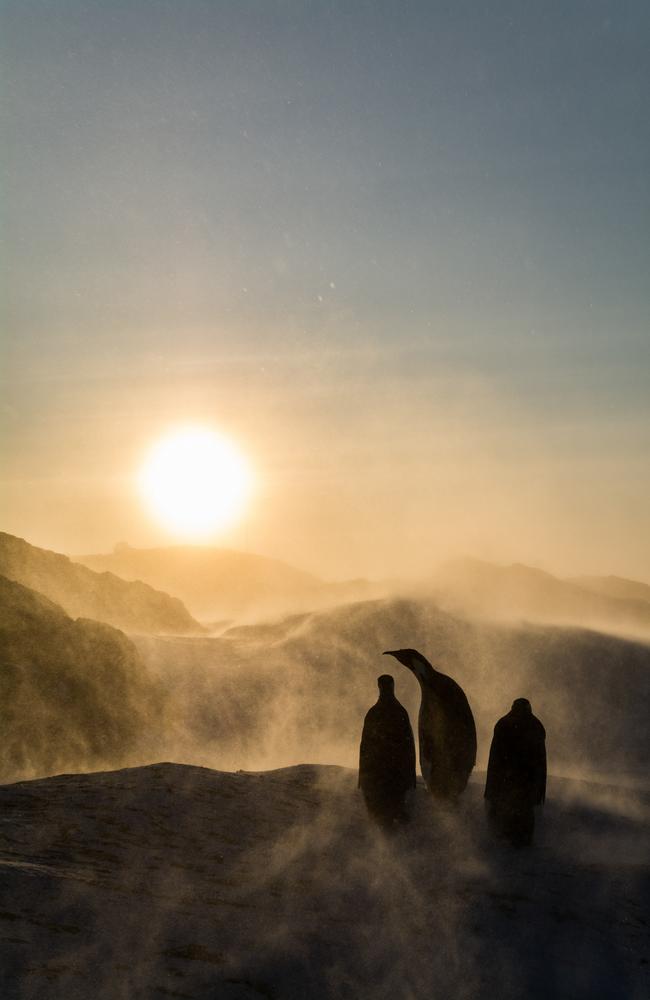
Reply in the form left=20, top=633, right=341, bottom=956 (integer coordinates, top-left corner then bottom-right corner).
left=485, top=698, right=546, bottom=846
left=383, top=649, right=476, bottom=799
left=359, top=674, right=416, bottom=828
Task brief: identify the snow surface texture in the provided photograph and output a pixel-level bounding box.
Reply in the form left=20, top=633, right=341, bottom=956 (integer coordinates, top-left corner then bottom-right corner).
left=0, top=763, right=648, bottom=999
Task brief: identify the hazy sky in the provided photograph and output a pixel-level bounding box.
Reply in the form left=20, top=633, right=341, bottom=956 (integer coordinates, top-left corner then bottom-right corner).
left=2, top=0, right=649, bottom=580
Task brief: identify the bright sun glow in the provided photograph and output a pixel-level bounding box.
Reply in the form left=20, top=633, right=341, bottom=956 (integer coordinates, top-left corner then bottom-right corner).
left=138, top=427, right=253, bottom=540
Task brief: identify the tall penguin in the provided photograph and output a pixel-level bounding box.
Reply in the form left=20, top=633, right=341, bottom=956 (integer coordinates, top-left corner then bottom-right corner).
left=383, top=649, right=477, bottom=799
left=358, top=674, right=416, bottom=829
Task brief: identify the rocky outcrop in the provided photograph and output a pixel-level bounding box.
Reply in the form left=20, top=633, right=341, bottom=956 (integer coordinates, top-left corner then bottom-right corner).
left=0, top=533, right=203, bottom=634
left=0, top=574, right=166, bottom=780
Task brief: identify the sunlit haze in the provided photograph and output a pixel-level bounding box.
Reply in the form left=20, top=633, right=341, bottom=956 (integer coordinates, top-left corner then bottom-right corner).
left=138, top=426, right=253, bottom=541
left=1, top=10, right=649, bottom=992
left=2, top=1, right=649, bottom=582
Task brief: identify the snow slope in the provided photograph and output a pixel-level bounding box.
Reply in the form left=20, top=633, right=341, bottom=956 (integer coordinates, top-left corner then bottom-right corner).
left=0, top=763, right=647, bottom=999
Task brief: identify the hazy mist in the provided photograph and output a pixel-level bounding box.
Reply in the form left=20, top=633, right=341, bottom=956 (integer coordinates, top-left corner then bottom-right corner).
left=4, top=555, right=649, bottom=791
left=2, top=1, right=649, bottom=583
left=3, top=356, right=650, bottom=583
left=2, top=4, right=649, bottom=997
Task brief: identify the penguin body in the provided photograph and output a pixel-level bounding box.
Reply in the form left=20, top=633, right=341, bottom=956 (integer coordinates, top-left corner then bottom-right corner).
left=359, top=674, right=416, bottom=828
left=384, top=648, right=476, bottom=799
left=485, top=698, right=546, bottom=845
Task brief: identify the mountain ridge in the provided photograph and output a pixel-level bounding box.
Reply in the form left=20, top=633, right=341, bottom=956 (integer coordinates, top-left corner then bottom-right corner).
left=427, top=556, right=650, bottom=637
left=77, top=543, right=650, bottom=636
left=0, top=573, right=166, bottom=781
left=134, top=591, right=650, bottom=785
left=0, top=532, right=203, bottom=635
left=78, top=542, right=385, bottom=620
left=569, top=573, right=650, bottom=605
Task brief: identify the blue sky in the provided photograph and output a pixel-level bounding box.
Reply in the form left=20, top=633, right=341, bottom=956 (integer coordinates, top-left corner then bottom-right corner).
left=2, top=1, right=649, bottom=578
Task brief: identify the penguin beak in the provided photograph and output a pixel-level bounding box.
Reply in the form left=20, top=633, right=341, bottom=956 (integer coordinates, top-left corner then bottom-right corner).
left=383, top=650, right=408, bottom=667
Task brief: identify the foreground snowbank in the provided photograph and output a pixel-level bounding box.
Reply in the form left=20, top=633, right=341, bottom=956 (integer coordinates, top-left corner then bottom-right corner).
left=0, top=763, right=648, bottom=999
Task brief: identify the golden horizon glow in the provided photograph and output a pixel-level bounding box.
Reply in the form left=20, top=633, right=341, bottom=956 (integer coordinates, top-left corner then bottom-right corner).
left=138, top=426, right=253, bottom=541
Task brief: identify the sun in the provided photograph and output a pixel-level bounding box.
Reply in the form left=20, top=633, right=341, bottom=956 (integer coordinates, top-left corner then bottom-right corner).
left=138, top=426, right=253, bottom=540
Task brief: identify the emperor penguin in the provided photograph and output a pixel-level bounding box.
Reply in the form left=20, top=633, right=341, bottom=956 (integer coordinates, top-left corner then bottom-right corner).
left=484, top=698, right=546, bottom=846
left=383, top=648, right=477, bottom=799
left=358, top=674, right=416, bottom=829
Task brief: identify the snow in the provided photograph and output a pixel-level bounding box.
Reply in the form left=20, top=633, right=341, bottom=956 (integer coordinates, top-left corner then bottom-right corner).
left=0, top=763, right=648, bottom=999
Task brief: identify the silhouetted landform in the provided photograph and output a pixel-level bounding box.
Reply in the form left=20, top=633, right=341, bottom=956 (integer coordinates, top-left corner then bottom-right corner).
left=77, top=545, right=650, bottom=637
left=569, top=573, right=650, bottom=605
left=0, top=763, right=647, bottom=999
left=79, top=543, right=386, bottom=621
left=0, top=533, right=202, bottom=635
left=3, top=578, right=649, bottom=787
left=0, top=575, right=165, bottom=781
left=384, top=648, right=477, bottom=798
left=430, top=558, right=650, bottom=637
left=134, top=597, right=650, bottom=787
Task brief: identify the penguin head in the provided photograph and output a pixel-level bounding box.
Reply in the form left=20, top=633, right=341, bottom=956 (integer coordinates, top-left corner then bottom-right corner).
left=377, top=674, right=395, bottom=697
left=383, top=648, right=435, bottom=685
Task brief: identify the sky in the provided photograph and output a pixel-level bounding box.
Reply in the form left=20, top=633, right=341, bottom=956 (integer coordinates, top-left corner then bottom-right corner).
left=2, top=0, right=649, bottom=580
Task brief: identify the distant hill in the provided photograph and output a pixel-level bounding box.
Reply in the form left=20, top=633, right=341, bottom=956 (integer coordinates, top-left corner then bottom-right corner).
left=77, top=545, right=650, bottom=636
left=569, top=574, right=650, bottom=606
left=79, top=544, right=384, bottom=621
left=134, top=595, right=650, bottom=784
left=428, top=558, right=650, bottom=638
left=0, top=533, right=202, bottom=635
left=0, top=574, right=166, bottom=781
left=2, top=569, right=648, bottom=784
